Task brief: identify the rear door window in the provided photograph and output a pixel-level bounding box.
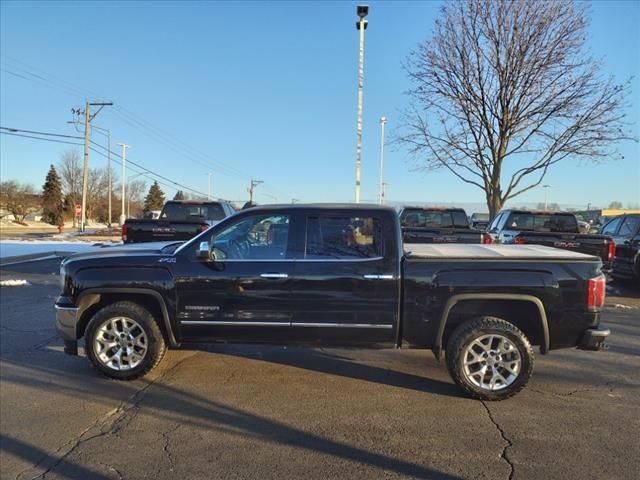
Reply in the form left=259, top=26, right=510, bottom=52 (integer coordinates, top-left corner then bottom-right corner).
left=305, top=216, right=382, bottom=259
left=600, top=217, right=623, bottom=236
left=618, top=217, right=640, bottom=238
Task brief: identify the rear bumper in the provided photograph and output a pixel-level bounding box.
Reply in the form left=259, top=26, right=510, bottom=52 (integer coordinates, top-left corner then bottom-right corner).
left=577, top=325, right=610, bottom=351
left=55, top=302, right=79, bottom=355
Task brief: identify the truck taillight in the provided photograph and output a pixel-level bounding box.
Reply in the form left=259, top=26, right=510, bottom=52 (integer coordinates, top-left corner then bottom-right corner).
left=514, top=235, right=525, bottom=245
left=587, top=274, right=606, bottom=311
left=607, top=240, right=616, bottom=262
left=482, top=234, right=492, bottom=244
left=121, top=224, right=128, bottom=242
left=200, top=224, right=209, bottom=233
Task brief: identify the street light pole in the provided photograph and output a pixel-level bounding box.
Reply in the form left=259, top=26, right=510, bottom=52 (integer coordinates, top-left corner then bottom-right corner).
left=118, top=143, right=131, bottom=225
left=354, top=5, right=369, bottom=203
left=378, top=116, right=387, bottom=204
left=91, top=125, right=112, bottom=227
left=208, top=172, right=212, bottom=200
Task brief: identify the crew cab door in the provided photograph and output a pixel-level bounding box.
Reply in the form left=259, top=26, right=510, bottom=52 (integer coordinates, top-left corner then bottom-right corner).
left=287, top=211, right=399, bottom=345
left=606, top=216, right=640, bottom=276
left=173, top=211, right=296, bottom=342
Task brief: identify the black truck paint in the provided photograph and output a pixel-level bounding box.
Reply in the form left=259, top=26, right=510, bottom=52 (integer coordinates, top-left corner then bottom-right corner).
left=56, top=204, right=610, bottom=400
left=486, top=209, right=615, bottom=267
left=600, top=213, right=640, bottom=282
left=122, top=200, right=236, bottom=243
left=399, top=207, right=487, bottom=244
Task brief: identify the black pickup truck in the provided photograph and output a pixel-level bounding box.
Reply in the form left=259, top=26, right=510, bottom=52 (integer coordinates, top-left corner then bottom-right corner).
left=600, top=213, right=640, bottom=282
left=56, top=204, right=609, bottom=400
left=122, top=200, right=236, bottom=243
left=399, top=207, right=488, bottom=244
left=486, top=209, right=615, bottom=268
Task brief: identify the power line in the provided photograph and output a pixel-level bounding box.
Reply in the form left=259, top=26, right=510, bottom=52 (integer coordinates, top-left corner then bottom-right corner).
left=0, top=131, right=83, bottom=146
left=1, top=58, right=289, bottom=199
left=0, top=126, right=83, bottom=139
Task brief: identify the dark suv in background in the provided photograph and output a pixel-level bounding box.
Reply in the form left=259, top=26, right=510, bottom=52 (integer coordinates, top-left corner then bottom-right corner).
left=600, top=214, right=640, bottom=282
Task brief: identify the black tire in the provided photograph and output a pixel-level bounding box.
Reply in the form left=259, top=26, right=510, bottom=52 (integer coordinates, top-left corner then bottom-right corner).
left=446, top=316, right=534, bottom=401
left=85, top=301, right=166, bottom=380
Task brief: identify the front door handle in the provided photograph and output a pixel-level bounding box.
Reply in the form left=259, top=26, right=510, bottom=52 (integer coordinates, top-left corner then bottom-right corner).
left=260, top=273, right=289, bottom=279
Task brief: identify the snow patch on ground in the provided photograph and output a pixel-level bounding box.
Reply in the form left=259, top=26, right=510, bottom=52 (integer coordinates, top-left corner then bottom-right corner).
left=0, top=279, right=31, bottom=287
left=0, top=240, right=104, bottom=259
left=611, top=303, right=637, bottom=310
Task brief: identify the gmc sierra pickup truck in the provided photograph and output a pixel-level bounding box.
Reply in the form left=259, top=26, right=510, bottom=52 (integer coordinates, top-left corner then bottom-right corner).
left=56, top=204, right=609, bottom=400
left=486, top=209, right=615, bottom=268
left=122, top=200, right=236, bottom=243
left=399, top=207, right=488, bottom=244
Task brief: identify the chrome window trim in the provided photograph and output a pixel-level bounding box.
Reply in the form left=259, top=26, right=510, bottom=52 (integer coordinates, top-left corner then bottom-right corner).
left=181, top=320, right=393, bottom=329
left=212, top=256, right=385, bottom=263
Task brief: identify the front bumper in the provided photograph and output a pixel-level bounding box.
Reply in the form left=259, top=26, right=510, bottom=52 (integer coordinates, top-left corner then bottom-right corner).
left=577, top=325, right=610, bottom=351
left=55, top=302, right=79, bottom=355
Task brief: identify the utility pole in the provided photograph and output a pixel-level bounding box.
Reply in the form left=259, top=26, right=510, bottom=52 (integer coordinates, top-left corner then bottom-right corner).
left=118, top=143, right=131, bottom=226
left=382, top=182, right=390, bottom=202
left=78, top=101, right=112, bottom=232
left=354, top=5, right=369, bottom=203
left=378, top=116, right=387, bottom=204
left=248, top=179, right=263, bottom=204
left=208, top=172, right=212, bottom=200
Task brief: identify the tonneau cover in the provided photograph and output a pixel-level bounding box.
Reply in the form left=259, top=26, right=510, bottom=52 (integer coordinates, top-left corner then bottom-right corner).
left=405, top=244, right=598, bottom=260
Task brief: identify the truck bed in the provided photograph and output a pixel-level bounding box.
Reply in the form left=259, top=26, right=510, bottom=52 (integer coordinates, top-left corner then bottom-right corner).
left=404, top=243, right=599, bottom=261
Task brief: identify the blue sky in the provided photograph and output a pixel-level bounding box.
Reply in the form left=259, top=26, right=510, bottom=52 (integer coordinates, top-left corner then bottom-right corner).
left=1, top=0, right=638, bottom=210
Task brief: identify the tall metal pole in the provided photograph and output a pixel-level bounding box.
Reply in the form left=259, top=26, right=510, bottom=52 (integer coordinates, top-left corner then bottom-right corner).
left=543, top=184, right=551, bottom=211
left=118, top=143, right=131, bottom=226
left=81, top=101, right=90, bottom=232
left=354, top=11, right=368, bottom=203
left=378, top=116, right=387, bottom=204
left=107, top=130, right=112, bottom=227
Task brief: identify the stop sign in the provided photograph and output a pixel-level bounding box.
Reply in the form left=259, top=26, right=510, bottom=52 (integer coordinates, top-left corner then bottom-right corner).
left=75, top=204, right=81, bottom=218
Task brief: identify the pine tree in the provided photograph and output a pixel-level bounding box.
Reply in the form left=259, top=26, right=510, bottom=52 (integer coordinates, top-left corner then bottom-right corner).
left=144, top=181, right=166, bottom=212
left=41, top=165, right=64, bottom=225
left=173, top=190, right=185, bottom=200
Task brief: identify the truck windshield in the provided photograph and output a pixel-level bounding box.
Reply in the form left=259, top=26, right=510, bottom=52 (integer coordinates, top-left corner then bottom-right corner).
left=161, top=203, right=226, bottom=221
left=400, top=209, right=468, bottom=228
left=506, top=213, right=578, bottom=232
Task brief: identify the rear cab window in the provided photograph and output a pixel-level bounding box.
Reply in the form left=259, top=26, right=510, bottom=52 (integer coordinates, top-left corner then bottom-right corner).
left=305, top=215, right=383, bottom=259
left=161, top=203, right=226, bottom=221
left=400, top=209, right=468, bottom=228
left=505, top=213, right=578, bottom=232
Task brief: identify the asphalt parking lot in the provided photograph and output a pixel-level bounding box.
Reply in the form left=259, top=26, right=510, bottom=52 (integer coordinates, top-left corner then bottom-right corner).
left=1, top=257, right=639, bottom=480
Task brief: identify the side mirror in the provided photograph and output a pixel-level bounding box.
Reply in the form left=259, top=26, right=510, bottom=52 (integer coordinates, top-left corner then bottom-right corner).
left=196, top=241, right=210, bottom=260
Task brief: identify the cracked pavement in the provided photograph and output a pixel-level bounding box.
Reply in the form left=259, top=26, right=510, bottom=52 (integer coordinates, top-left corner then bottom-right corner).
left=1, top=258, right=639, bottom=479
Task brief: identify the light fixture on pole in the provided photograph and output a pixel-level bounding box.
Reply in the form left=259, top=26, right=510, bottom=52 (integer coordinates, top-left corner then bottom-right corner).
left=354, top=4, right=369, bottom=203
left=543, top=184, right=551, bottom=211
left=118, top=143, right=131, bottom=226
left=378, top=116, right=387, bottom=204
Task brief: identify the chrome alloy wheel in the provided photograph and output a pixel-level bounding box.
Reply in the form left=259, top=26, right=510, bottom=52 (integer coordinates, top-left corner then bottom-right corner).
left=462, top=334, right=521, bottom=391
left=94, top=317, right=148, bottom=371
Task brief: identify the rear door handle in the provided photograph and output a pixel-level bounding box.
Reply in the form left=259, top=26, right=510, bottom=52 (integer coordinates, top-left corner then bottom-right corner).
left=363, top=274, right=394, bottom=280
left=260, top=273, right=289, bottom=279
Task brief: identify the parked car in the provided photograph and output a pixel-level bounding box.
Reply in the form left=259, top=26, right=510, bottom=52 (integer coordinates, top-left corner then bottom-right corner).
left=470, top=213, right=490, bottom=231
left=399, top=207, right=489, bottom=244
left=599, top=214, right=640, bottom=282
left=56, top=204, right=609, bottom=400
left=486, top=209, right=615, bottom=268
left=122, top=200, right=236, bottom=243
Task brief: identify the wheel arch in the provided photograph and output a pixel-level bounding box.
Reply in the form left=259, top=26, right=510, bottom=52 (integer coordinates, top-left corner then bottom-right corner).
left=76, top=288, right=179, bottom=348
left=434, top=293, right=549, bottom=359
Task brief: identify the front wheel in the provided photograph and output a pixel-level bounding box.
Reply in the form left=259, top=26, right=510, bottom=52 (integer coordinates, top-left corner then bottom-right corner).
left=446, top=316, right=534, bottom=401
left=85, top=301, right=167, bottom=380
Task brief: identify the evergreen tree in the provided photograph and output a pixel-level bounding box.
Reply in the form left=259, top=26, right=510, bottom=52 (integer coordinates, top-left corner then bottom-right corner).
left=41, top=165, right=64, bottom=225
left=144, top=181, right=165, bottom=212
left=173, top=190, right=185, bottom=200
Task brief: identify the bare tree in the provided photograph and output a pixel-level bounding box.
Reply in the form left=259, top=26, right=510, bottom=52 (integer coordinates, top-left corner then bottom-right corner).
left=398, top=0, right=635, bottom=218
left=0, top=181, right=41, bottom=223
left=57, top=149, right=83, bottom=226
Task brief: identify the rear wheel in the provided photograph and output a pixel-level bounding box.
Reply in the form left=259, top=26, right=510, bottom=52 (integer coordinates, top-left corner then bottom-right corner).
left=85, top=301, right=166, bottom=380
left=446, top=316, right=534, bottom=401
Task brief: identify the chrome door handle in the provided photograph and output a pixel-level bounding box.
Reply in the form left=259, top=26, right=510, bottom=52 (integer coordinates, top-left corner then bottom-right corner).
left=260, top=273, right=289, bottom=279
left=363, top=274, right=394, bottom=280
